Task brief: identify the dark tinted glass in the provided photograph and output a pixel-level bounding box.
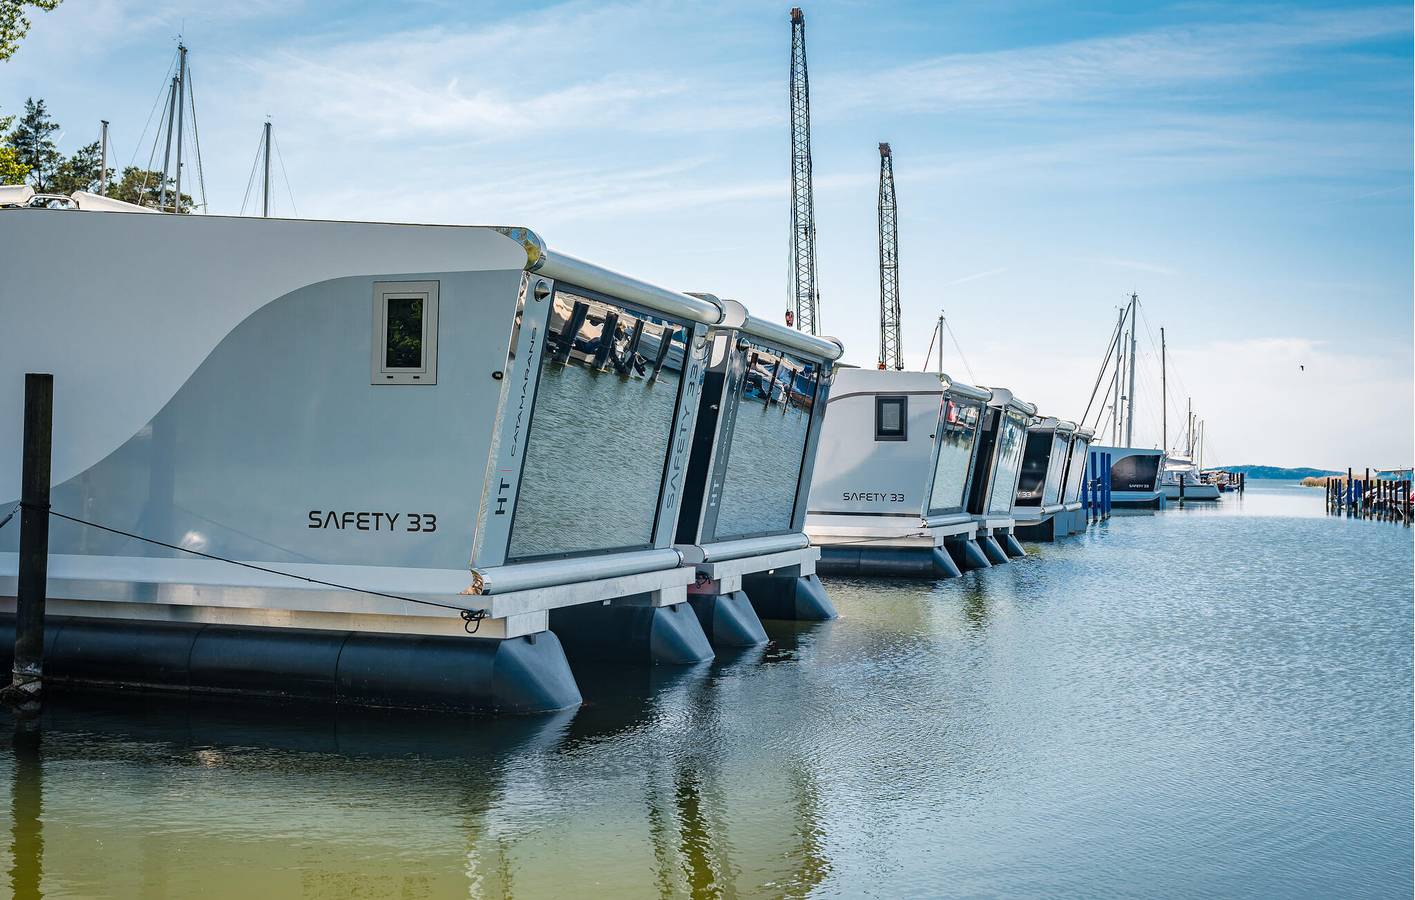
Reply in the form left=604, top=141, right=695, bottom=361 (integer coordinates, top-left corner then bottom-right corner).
left=385, top=297, right=423, bottom=368
left=1110, top=454, right=1161, bottom=491
left=875, top=396, right=906, bottom=440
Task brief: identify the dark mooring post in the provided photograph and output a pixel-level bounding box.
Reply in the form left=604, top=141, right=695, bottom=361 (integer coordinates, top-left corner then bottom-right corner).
left=9, top=374, right=53, bottom=715
left=552, top=301, right=590, bottom=364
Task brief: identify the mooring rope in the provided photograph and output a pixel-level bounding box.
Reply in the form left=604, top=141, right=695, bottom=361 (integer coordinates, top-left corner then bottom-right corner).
left=2, top=507, right=488, bottom=633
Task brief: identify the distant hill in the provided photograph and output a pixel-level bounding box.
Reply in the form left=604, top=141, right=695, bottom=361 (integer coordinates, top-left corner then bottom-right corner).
left=1222, top=465, right=1342, bottom=479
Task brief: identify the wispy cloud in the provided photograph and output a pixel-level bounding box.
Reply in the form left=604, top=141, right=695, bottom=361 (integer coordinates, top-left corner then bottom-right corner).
left=944, top=267, right=1007, bottom=286
left=826, top=6, right=1410, bottom=115
left=233, top=1, right=773, bottom=144
left=1075, top=256, right=1177, bottom=276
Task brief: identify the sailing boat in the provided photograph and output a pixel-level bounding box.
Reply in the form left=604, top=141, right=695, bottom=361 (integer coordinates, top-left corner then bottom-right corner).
left=1085, top=293, right=1166, bottom=508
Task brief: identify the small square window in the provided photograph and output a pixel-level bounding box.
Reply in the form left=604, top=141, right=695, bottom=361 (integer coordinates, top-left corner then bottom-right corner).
left=372, top=281, right=438, bottom=385
left=875, top=395, right=907, bottom=441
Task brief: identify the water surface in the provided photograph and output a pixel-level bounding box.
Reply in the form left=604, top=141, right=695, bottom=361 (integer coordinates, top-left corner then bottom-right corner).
left=1, top=480, right=1409, bottom=898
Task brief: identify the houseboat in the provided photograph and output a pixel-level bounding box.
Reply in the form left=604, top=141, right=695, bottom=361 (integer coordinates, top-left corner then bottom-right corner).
left=1056, top=426, right=1097, bottom=533
left=805, top=369, right=995, bottom=578
left=1012, top=417, right=1080, bottom=541
left=962, top=388, right=1036, bottom=563
left=1093, top=445, right=1167, bottom=508
left=0, top=206, right=730, bottom=713
left=672, top=299, right=842, bottom=635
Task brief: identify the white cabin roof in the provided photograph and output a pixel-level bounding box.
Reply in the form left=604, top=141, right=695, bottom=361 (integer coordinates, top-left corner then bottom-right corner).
left=1030, top=416, right=1078, bottom=434
left=831, top=368, right=949, bottom=396
left=985, top=387, right=1038, bottom=417
left=699, top=297, right=843, bottom=360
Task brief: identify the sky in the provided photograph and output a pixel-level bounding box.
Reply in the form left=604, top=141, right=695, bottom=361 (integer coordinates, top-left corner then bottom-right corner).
left=3, top=0, right=1411, bottom=469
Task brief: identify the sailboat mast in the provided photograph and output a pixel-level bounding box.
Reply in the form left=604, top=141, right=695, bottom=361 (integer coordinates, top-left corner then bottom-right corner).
left=98, top=120, right=109, bottom=195
left=1125, top=292, right=1138, bottom=446
left=1110, top=307, right=1123, bottom=444
left=937, top=311, right=944, bottom=374
left=1186, top=400, right=1193, bottom=458
left=173, top=43, right=187, bottom=213
left=262, top=120, right=272, bottom=218
left=1160, top=325, right=1167, bottom=452
left=158, top=77, right=177, bottom=209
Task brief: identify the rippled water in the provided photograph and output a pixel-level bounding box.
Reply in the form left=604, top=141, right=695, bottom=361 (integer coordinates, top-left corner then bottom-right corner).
left=0, top=480, right=1409, bottom=898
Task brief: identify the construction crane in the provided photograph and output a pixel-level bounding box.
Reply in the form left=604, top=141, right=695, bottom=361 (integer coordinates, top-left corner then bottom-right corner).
left=877, top=142, right=902, bottom=370
left=787, top=7, right=820, bottom=335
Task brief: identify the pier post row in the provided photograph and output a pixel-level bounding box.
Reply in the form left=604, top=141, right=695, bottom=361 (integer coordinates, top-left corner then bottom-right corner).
left=962, top=388, right=1038, bottom=563
left=671, top=299, right=843, bottom=632
left=804, top=369, right=995, bottom=578
left=1012, top=417, right=1086, bottom=541
left=0, top=207, right=728, bottom=713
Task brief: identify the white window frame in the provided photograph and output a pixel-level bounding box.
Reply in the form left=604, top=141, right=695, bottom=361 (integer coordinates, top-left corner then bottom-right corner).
left=371, top=281, right=439, bottom=385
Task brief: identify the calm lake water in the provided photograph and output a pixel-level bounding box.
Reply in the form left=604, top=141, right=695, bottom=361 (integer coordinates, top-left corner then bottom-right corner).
left=0, top=480, right=1409, bottom=898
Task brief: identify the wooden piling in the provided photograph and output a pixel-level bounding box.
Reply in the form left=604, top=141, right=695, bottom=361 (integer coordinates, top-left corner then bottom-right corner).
left=552, top=301, right=590, bottom=364
left=9, top=374, right=53, bottom=714
left=765, top=358, right=782, bottom=405
left=649, top=326, right=675, bottom=381
left=615, top=318, right=645, bottom=375
left=592, top=311, right=618, bottom=370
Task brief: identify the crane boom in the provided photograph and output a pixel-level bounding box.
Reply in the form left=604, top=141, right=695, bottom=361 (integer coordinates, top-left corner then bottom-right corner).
left=788, top=7, right=820, bottom=334
left=877, top=143, right=902, bottom=369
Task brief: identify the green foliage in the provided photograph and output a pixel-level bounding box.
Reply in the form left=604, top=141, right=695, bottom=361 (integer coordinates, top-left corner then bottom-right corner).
left=0, top=144, right=27, bottom=184
left=0, top=0, right=61, bottom=62
left=6, top=96, right=58, bottom=190
left=110, top=166, right=193, bottom=212
left=48, top=139, right=110, bottom=194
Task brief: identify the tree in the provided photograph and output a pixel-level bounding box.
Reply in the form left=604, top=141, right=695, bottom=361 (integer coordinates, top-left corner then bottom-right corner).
left=110, top=166, right=193, bottom=213
left=6, top=97, right=59, bottom=191
left=49, top=140, right=109, bottom=194
left=0, top=146, right=26, bottom=184
left=0, top=108, right=26, bottom=185
left=0, top=1, right=61, bottom=62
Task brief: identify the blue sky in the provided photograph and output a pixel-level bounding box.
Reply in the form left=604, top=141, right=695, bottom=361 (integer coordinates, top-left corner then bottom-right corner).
left=4, top=0, right=1411, bottom=467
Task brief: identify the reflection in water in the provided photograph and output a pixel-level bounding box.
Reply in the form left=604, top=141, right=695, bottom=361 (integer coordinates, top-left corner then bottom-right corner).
left=9, top=724, right=42, bottom=900
left=0, top=484, right=1407, bottom=897
left=781, top=764, right=830, bottom=899
left=960, top=578, right=991, bottom=631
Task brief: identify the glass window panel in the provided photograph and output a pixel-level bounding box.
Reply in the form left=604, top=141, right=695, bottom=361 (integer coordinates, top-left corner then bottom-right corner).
left=1062, top=438, right=1089, bottom=502
left=384, top=297, right=423, bottom=369
left=711, top=345, right=819, bottom=541
left=875, top=396, right=906, bottom=440
left=1042, top=433, right=1070, bottom=505
left=928, top=398, right=981, bottom=513
left=507, top=289, right=688, bottom=559
left=987, top=412, right=1027, bottom=515
left=1014, top=432, right=1052, bottom=505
